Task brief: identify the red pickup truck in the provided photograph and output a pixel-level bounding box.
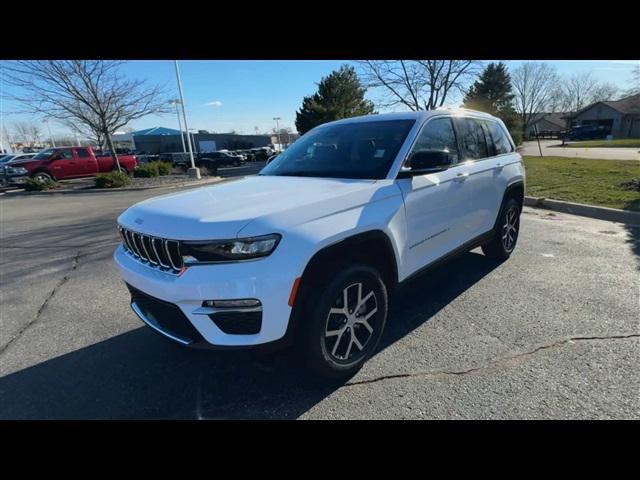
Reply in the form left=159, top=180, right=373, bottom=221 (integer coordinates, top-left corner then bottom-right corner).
left=9, top=146, right=137, bottom=182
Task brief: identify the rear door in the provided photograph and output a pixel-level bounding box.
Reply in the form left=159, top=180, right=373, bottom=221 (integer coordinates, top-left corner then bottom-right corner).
left=452, top=117, right=515, bottom=237
left=73, top=147, right=97, bottom=175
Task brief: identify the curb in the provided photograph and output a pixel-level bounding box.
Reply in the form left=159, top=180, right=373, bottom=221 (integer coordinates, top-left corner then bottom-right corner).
left=524, top=196, right=640, bottom=225
left=1, top=177, right=226, bottom=197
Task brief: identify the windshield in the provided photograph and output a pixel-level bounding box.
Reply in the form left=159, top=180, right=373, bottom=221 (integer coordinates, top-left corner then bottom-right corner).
left=32, top=148, right=57, bottom=160
left=260, top=119, right=415, bottom=179
left=0, top=155, right=16, bottom=163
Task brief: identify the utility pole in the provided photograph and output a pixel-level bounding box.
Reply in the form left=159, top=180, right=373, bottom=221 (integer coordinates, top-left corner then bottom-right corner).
left=170, top=99, right=187, bottom=153
left=174, top=60, right=200, bottom=179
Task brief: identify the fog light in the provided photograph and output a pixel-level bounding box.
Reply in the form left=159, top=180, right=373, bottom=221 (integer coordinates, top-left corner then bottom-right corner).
left=203, top=299, right=261, bottom=308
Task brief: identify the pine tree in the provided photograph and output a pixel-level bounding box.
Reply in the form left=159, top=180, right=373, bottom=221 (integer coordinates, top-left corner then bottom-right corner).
left=295, top=65, right=376, bottom=134
left=463, top=62, right=520, bottom=143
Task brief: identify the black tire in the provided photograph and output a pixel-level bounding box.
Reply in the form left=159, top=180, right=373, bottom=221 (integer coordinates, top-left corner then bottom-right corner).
left=299, top=264, right=388, bottom=379
left=32, top=172, right=53, bottom=183
left=481, top=197, right=521, bottom=261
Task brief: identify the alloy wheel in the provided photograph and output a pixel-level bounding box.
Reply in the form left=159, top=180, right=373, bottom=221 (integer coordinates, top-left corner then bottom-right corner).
left=501, top=206, right=519, bottom=253
left=324, top=282, right=378, bottom=363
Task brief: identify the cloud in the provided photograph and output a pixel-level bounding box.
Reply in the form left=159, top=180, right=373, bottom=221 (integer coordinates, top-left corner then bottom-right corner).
left=205, top=101, right=223, bottom=108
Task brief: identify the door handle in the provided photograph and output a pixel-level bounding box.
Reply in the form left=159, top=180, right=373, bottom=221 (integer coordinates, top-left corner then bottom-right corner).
left=453, top=172, right=469, bottom=182
left=495, top=163, right=504, bottom=170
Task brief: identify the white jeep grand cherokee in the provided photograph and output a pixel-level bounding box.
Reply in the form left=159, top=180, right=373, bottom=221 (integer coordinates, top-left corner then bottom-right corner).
left=115, top=109, right=525, bottom=377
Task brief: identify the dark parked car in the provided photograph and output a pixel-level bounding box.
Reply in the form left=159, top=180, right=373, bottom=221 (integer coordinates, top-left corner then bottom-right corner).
left=200, top=150, right=245, bottom=167
left=565, top=125, right=609, bottom=141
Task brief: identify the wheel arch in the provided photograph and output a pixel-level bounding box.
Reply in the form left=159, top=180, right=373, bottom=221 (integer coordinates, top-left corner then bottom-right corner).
left=491, top=180, right=524, bottom=232
left=282, top=229, right=399, bottom=347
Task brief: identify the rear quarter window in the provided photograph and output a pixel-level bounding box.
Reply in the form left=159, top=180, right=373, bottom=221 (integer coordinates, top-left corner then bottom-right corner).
left=487, top=121, right=514, bottom=155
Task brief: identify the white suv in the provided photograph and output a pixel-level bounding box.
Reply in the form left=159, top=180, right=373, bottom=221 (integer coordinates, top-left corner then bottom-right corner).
left=115, top=109, right=525, bottom=377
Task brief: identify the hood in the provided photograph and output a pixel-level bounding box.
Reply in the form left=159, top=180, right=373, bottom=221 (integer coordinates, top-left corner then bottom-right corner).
left=117, top=175, right=390, bottom=240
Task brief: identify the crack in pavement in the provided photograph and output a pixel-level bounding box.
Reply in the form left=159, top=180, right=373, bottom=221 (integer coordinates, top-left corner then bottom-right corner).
left=0, top=250, right=82, bottom=356
left=346, top=333, right=640, bottom=387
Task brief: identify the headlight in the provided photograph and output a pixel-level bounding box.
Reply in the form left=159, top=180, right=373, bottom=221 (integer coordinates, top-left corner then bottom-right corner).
left=4, top=166, right=28, bottom=175
left=181, top=233, right=281, bottom=263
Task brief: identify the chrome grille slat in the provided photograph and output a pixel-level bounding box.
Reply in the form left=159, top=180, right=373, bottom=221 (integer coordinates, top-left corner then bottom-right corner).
left=118, top=226, right=183, bottom=274
left=152, top=238, right=170, bottom=268
left=164, top=239, right=179, bottom=270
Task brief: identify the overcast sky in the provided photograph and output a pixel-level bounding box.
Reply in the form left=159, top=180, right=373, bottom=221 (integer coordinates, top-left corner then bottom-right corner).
left=1, top=60, right=637, bottom=138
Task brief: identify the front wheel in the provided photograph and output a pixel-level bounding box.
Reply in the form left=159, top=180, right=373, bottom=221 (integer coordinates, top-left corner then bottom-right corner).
left=481, top=197, right=521, bottom=260
left=32, top=172, right=53, bottom=183
left=300, top=264, right=388, bottom=379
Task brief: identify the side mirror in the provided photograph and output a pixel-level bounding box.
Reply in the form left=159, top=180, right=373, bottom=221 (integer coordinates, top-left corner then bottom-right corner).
left=398, top=150, right=451, bottom=177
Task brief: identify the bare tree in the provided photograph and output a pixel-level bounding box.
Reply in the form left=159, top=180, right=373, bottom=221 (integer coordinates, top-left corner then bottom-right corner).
left=12, top=121, right=42, bottom=146
left=589, top=81, right=619, bottom=103
left=358, top=60, right=481, bottom=111
left=625, top=64, right=640, bottom=96
left=512, top=62, right=559, bottom=138
left=561, top=72, right=601, bottom=113
left=2, top=60, right=169, bottom=171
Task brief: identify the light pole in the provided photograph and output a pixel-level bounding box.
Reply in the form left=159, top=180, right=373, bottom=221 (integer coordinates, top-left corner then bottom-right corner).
left=188, top=129, right=197, bottom=154
left=173, top=60, right=200, bottom=179
left=273, top=117, right=281, bottom=151
left=44, top=119, right=55, bottom=147
left=169, top=99, right=187, bottom=153
left=74, top=131, right=81, bottom=146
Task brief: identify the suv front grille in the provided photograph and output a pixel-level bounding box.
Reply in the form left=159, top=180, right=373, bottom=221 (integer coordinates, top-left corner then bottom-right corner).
left=119, top=226, right=183, bottom=273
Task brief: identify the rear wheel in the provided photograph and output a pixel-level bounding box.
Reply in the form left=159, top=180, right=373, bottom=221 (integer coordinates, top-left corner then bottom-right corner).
left=481, top=197, right=521, bottom=260
left=300, top=264, right=388, bottom=379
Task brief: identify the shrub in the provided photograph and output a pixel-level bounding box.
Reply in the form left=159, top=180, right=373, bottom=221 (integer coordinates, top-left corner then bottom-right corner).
left=24, top=177, right=59, bottom=191
left=620, top=177, right=640, bottom=192
left=134, top=162, right=160, bottom=178
left=155, top=161, right=173, bottom=176
left=95, top=171, right=132, bottom=188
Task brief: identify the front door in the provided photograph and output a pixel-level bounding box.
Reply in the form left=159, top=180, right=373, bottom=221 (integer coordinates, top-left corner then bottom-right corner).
left=396, top=116, right=475, bottom=278
left=49, top=148, right=80, bottom=179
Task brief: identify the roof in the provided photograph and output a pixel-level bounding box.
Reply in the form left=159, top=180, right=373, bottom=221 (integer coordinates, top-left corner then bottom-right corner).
left=530, top=112, right=568, bottom=129
left=131, top=127, right=182, bottom=136
left=323, top=108, right=496, bottom=127
left=570, top=93, right=640, bottom=118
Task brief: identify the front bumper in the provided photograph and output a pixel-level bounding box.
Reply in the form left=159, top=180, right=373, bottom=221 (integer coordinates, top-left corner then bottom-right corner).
left=114, top=245, right=298, bottom=348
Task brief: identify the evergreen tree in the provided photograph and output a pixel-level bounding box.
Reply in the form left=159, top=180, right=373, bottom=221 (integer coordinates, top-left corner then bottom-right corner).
left=463, top=62, right=521, bottom=143
left=295, top=65, right=375, bottom=134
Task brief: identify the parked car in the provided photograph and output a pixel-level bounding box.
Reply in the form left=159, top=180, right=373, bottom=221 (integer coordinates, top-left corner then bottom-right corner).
left=200, top=150, right=245, bottom=167
left=248, top=147, right=271, bottom=162
left=0, top=153, right=36, bottom=164
left=564, top=125, right=609, bottom=141
left=114, top=109, right=524, bottom=378
left=10, top=146, right=137, bottom=182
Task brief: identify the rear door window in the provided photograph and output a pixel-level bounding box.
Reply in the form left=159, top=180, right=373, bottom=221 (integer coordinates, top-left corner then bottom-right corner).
left=486, top=121, right=514, bottom=155
left=454, top=118, right=489, bottom=160
left=76, top=148, right=90, bottom=158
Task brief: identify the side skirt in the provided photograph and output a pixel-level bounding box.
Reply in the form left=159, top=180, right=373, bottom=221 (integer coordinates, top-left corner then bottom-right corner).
left=400, top=230, right=495, bottom=285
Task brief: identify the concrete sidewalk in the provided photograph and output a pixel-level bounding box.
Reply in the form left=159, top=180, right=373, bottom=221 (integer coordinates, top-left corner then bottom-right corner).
left=520, top=140, right=639, bottom=160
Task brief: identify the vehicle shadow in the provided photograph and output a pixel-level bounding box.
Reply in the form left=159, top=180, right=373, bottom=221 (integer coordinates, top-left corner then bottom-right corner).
left=623, top=222, right=640, bottom=269
left=0, top=250, right=501, bottom=420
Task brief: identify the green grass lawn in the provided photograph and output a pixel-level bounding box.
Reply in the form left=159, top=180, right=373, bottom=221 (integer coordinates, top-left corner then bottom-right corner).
left=565, top=138, right=640, bottom=148
left=523, top=156, right=640, bottom=211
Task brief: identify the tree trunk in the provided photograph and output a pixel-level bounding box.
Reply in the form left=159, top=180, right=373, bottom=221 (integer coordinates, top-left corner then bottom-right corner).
left=104, top=131, right=121, bottom=172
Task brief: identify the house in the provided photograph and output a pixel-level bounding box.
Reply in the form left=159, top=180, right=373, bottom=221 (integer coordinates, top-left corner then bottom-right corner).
left=564, top=93, right=640, bottom=139
left=525, top=112, right=569, bottom=138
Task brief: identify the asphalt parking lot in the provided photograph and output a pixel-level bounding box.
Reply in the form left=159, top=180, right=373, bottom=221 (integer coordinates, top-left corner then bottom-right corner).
left=0, top=180, right=638, bottom=419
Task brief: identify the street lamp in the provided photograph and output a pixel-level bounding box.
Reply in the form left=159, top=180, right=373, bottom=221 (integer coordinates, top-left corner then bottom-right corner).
left=173, top=60, right=200, bottom=179
left=273, top=117, right=281, bottom=152
left=43, top=119, right=56, bottom=147
left=169, top=99, right=187, bottom=153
